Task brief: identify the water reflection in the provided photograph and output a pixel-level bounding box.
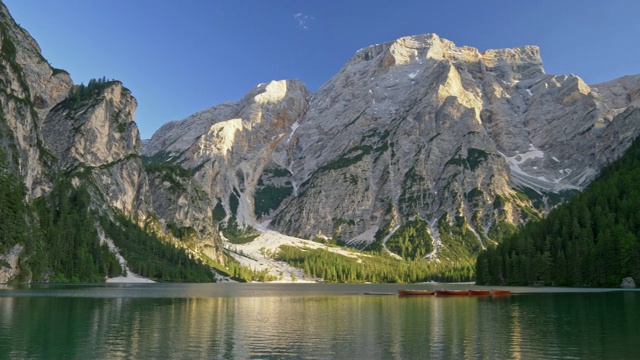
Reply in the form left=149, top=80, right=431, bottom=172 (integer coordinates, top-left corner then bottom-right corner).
left=0, top=287, right=638, bottom=359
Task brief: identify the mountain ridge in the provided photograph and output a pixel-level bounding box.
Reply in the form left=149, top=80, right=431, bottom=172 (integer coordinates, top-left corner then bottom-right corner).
left=144, top=33, right=640, bottom=269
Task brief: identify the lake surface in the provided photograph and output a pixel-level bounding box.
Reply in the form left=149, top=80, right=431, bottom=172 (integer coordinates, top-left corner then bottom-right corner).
left=0, top=283, right=638, bottom=359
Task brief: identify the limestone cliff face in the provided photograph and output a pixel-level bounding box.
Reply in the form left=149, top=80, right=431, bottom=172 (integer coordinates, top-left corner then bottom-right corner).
left=0, top=244, right=23, bottom=283
left=145, top=33, right=640, bottom=262
left=42, top=82, right=149, bottom=218
left=43, top=83, right=140, bottom=170
left=0, top=4, right=72, bottom=280
left=145, top=168, right=223, bottom=262
left=41, top=81, right=225, bottom=263
left=144, top=80, right=310, bottom=227
left=273, top=34, right=544, bottom=247
left=0, top=4, right=72, bottom=197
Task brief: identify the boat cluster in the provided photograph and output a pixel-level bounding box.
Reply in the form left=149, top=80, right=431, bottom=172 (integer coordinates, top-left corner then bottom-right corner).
left=397, top=289, right=511, bottom=297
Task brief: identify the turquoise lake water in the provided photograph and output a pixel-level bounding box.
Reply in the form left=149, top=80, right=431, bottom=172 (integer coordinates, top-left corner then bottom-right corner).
left=0, top=283, right=638, bottom=359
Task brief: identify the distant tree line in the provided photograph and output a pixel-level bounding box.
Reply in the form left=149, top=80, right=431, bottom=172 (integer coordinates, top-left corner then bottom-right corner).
left=476, top=137, right=640, bottom=287
left=276, top=245, right=474, bottom=283
left=64, top=77, right=118, bottom=107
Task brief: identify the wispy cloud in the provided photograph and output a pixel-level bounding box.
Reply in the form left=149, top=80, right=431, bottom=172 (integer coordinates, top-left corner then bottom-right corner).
left=293, top=13, right=315, bottom=30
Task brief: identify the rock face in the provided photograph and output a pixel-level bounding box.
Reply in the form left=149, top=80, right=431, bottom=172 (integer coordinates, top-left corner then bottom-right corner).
left=145, top=33, right=640, bottom=262
left=39, top=80, right=225, bottom=263
left=0, top=244, right=24, bottom=283
left=143, top=80, right=310, bottom=228
left=621, top=277, right=636, bottom=289
left=0, top=4, right=73, bottom=198
left=272, top=34, right=640, bottom=253
left=42, top=81, right=149, bottom=217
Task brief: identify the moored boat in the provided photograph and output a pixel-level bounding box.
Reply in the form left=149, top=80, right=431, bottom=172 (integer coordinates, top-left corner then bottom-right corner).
left=468, top=289, right=491, bottom=296
left=364, top=292, right=396, bottom=296
left=397, top=289, right=436, bottom=296
left=491, top=289, right=511, bottom=297
left=435, top=290, right=469, bottom=296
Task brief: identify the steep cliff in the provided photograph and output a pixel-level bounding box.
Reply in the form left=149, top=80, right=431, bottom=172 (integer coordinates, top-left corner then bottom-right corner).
left=0, top=3, right=72, bottom=197
left=43, top=81, right=148, bottom=214
left=40, top=79, right=226, bottom=266
left=0, top=3, right=72, bottom=281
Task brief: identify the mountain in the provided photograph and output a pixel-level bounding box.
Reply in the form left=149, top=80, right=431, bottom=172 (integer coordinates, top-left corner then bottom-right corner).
left=144, top=34, right=640, bottom=268
left=0, top=3, right=223, bottom=283
left=1, top=0, right=639, bottom=283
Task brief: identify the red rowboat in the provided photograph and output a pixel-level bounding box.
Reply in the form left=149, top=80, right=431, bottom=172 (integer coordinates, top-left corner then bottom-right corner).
left=435, top=290, right=469, bottom=296
left=491, top=289, right=511, bottom=297
left=468, top=289, right=491, bottom=296
left=398, top=289, right=436, bottom=296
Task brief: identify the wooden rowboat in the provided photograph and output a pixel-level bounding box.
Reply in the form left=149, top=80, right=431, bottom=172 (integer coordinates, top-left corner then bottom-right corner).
left=468, top=289, right=491, bottom=296
left=364, top=292, right=396, bottom=296
left=397, top=289, right=436, bottom=296
left=435, top=290, right=469, bottom=296
left=491, top=289, right=511, bottom=297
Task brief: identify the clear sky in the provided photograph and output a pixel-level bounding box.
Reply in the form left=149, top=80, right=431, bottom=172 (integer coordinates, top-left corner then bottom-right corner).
left=3, top=0, right=639, bottom=139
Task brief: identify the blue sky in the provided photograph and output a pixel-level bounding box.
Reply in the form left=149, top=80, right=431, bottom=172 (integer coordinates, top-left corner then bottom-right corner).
left=4, top=0, right=639, bottom=139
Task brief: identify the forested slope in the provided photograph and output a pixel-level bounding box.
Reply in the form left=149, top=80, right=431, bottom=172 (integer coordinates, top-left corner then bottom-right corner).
left=476, top=138, right=640, bottom=287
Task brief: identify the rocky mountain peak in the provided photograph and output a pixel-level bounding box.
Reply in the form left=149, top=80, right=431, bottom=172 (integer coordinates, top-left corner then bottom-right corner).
left=42, top=81, right=139, bottom=170
left=143, top=78, right=310, bottom=229
left=348, top=33, right=543, bottom=81
left=141, top=32, right=639, bottom=266
left=252, top=79, right=304, bottom=105
left=350, top=34, right=460, bottom=65
left=143, top=79, right=308, bottom=158
left=0, top=3, right=72, bottom=114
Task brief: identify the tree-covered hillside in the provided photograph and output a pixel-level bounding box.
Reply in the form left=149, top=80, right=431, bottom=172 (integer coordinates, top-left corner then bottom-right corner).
left=0, top=149, right=216, bottom=283
left=476, top=138, right=640, bottom=287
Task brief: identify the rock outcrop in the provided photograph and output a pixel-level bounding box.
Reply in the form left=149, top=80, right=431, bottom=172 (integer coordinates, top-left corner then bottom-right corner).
left=621, top=277, right=636, bottom=289
left=40, top=80, right=225, bottom=263
left=42, top=81, right=149, bottom=217
left=0, top=244, right=24, bottom=283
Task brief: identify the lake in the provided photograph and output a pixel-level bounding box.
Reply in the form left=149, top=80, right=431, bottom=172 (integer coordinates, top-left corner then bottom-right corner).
left=0, top=283, right=638, bottom=359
